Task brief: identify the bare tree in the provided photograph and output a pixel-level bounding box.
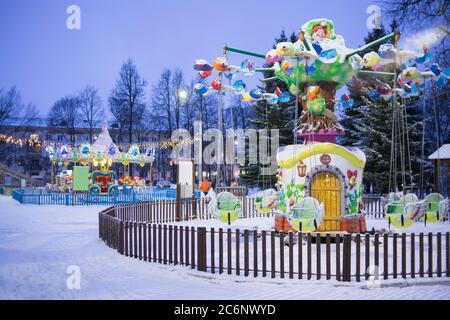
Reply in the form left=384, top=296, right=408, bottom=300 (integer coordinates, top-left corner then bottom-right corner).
left=15, top=103, right=41, bottom=139
left=379, top=0, right=449, bottom=29
left=134, top=109, right=152, bottom=145
left=182, top=80, right=197, bottom=134
left=379, top=0, right=449, bottom=64
left=47, top=95, right=80, bottom=144
left=151, top=69, right=174, bottom=133
left=109, top=100, right=128, bottom=144
left=0, top=86, right=22, bottom=130
left=172, top=69, right=184, bottom=129
left=79, top=85, right=104, bottom=144
left=109, top=58, right=147, bottom=146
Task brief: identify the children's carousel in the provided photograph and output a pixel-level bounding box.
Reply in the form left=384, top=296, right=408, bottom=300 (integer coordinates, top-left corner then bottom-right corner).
left=45, top=122, right=155, bottom=195
left=194, top=18, right=449, bottom=233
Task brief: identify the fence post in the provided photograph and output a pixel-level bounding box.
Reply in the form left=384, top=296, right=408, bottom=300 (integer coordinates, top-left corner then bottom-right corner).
left=219, top=228, right=224, bottom=274
left=280, top=232, right=285, bottom=279
left=316, top=234, right=321, bottom=280
left=428, top=232, right=433, bottom=278
left=355, top=234, right=360, bottom=282
left=336, top=234, right=341, bottom=281
left=236, top=229, right=240, bottom=275
left=176, top=184, right=181, bottom=222
left=289, top=232, right=294, bottom=279
left=262, top=230, right=267, bottom=278
left=307, top=233, right=312, bottom=280
left=446, top=232, right=450, bottom=278
left=197, top=227, right=207, bottom=272
left=383, top=234, right=389, bottom=280
left=437, top=232, right=442, bottom=278
left=118, top=221, right=124, bottom=255
left=227, top=229, right=232, bottom=275
left=192, top=194, right=197, bottom=220
left=211, top=228, right=215, bottom=273
left=254, top=230, right=258, bottom=278
left=402, top=233, right=406, bottom=279
left=244, top=230, right=249, bottom=277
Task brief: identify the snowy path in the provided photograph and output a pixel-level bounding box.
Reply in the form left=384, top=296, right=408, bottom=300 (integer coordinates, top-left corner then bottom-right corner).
left=0, top=195, right=449, bottom=300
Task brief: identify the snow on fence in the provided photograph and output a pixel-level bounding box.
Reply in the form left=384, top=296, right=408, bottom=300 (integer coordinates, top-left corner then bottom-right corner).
left=99, top=201, right=450, bottom=283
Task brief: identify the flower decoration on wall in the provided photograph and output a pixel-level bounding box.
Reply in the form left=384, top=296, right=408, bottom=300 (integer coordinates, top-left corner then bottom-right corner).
left=347, top=170, right=358, bottom=189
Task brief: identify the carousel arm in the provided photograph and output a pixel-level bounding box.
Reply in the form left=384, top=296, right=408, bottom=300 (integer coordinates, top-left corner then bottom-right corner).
left=345, top=32, right=399, bottom=60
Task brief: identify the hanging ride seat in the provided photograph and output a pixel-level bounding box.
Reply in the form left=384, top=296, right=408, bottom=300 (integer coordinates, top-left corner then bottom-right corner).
left=385, top=193, right=426, bottom=228
left=288, top=197, right=324, bottom=232
left=213, top=192, right=242, bottom=224
left=422, top=193, right=449, bottom=224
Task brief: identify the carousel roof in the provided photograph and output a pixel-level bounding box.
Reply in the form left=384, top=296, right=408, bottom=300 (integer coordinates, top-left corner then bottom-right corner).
left=277, top=143, right=366, bottom=169
left=91, top=121, right=116, bottom=153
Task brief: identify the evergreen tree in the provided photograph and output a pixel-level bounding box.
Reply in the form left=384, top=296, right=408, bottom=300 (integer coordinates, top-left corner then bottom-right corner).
left=340, top=20, right=427, bottom=193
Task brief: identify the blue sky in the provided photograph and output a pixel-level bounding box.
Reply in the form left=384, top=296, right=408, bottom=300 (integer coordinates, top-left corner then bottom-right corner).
left=0, top=0, right=389, bottom=115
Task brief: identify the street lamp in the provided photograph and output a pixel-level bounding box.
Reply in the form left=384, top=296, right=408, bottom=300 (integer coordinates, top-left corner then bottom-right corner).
left=178, top=89, right=188, bottom=101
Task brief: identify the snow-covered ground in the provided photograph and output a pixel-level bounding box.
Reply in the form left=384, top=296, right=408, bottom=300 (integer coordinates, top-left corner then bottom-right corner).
left=0, top=195, right=449, bottom=300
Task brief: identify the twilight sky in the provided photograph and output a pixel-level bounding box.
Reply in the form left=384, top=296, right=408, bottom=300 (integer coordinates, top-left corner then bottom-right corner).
left=0, top=0, right=388, bottom=117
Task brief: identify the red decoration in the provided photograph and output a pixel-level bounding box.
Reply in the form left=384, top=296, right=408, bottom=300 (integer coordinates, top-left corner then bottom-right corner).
left=199, top=70, right=212, bottom=79
left=347, top=170, right=357, bottom=179
left=211, top=79, right=222, bottom=91
left=347, top=170, right=358, bottom=189
left=275, top=87, right=282, bottom=97
left=95, top=176, right=112, bottom=193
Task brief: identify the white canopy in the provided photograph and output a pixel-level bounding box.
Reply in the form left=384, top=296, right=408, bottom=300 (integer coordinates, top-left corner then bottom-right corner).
left=91, top=121, right=116, bottom=153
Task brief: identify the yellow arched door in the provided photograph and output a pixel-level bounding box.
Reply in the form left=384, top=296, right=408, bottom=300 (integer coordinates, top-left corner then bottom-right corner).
left=311, top=172, right=342, bottom=231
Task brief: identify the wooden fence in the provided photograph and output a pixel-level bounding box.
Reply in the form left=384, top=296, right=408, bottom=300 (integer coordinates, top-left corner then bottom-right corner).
left=114, top=197, right=260, bottom=223
left=99, top=199, right=450, bottom=282
left=113, top=194, right=393, bottom=223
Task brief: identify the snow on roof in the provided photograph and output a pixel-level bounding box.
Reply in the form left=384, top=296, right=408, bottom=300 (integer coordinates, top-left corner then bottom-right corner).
left=429, top=144, right=450, bottom=160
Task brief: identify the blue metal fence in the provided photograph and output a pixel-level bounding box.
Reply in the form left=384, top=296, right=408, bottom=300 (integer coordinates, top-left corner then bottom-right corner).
left=12, top=188, right=200, bottom=206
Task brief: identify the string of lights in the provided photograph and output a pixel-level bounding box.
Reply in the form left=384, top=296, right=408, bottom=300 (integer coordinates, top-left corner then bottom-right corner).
left=0, top=133, right=194, bottom=151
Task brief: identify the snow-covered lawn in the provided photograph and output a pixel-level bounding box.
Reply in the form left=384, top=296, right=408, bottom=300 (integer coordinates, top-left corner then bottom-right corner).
left=0, top=195, right=449, bottom=300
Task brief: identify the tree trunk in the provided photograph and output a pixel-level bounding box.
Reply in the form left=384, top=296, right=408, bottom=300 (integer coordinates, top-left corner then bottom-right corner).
left=129, top=104, right=133, bottom=177
left=298, top=81, right=343, bottom=133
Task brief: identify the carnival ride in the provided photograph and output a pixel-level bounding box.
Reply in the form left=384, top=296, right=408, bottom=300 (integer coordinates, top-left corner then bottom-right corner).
left=194, top=18, right=449, bottom=231
left=45, top=122, right=157, bottom=196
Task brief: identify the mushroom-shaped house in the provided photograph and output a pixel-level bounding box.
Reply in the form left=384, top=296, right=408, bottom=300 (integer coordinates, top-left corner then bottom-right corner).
left=276, top=142, right=367, bottom=233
